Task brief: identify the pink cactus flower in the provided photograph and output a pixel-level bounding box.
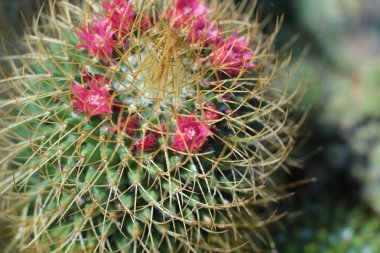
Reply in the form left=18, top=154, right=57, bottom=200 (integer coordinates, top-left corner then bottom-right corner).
left=151, top=123, right=167, bottom=138
left=70, top=74, right=113, bottom=117
left=171, top=114, right=213, bottom=152
left=222, top=93, right=235, bottom=101
left=109, top=115, right=140, bottom=135
left=140, top=15, right=153, bottom=31
left=133, top=133, right=158, bottom=152
left=224, top=109, right=238, bottom=118
left=168, top=0, right=220, bottom=45
left=210, top=33, right=255, bottom=75
left=76, top=16, right=116, bottom=61
left=175, top=0, right=207, bottom=14
left=102, top=0, right=135, bottom=35
left=203, top=103, right=221, bottom=122
left=168, top=0, right=208, bottom=28
left=187, top=17, right=221, bottom=45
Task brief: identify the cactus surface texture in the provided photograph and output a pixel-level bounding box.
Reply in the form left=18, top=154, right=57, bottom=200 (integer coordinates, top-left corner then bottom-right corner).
left=0, top=0, right=298, bottom=252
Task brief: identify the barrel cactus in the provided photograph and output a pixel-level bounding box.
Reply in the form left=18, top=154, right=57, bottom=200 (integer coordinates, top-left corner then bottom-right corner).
left=0, top=0, right=298, bottom=252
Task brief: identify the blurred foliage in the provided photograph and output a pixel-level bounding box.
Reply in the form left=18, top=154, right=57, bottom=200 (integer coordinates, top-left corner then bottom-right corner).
left=276, top=202, right=380, bottom=253
left=265, top=0, right=380, bottom=251
left=291, top=0, right=380, bottom=214
left=0, top=0, right=41, bottom=68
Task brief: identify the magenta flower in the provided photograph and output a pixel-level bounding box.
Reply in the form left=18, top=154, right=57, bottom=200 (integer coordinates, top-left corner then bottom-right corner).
left=102, top=0, right=135, bottom=35
left=109, top=115, right=140, bottom=135
left=175, top=0, right=207, bottom=14
left=224, top=109, right=236, bottom=117
left=76, top=16, right=116, bottom=61
left=133, top=133, right=158, bottom=152
left=151, top=123, right=167, bottom=138
left=203, top=103, right=221, bottom=122
left=170, top=113, right=213, bottom=152
left=168, top=0, right=220, bottom=45
left=187, top=17, right=220, bottom=45
left=140, top=15, right=153, bottom=31
left=222, top=93, right=235, bottom=101
left=210, top=33, right=255, bottom=75
left=168, top=0, right=208, bottom=28
left=70, top=74, right=113, bottom=117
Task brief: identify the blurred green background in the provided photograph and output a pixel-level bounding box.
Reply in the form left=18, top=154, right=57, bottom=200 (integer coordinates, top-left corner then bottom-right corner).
left=1, top=0, right=380, bottom=252
left=260, top=1, right=380, bottom=252
left=0, top=0, right=40, bottom=53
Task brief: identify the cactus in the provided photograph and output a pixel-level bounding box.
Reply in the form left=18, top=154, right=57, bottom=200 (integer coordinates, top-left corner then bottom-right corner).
left=0, top=0, right=298, bottom=252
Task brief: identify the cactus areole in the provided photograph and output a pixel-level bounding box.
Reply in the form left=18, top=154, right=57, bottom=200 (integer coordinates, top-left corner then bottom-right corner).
left=0, top=0, right=298, bottom=252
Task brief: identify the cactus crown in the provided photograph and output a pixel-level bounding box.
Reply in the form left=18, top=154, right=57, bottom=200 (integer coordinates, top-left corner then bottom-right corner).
left=0, top=0, right=297, bottom=252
